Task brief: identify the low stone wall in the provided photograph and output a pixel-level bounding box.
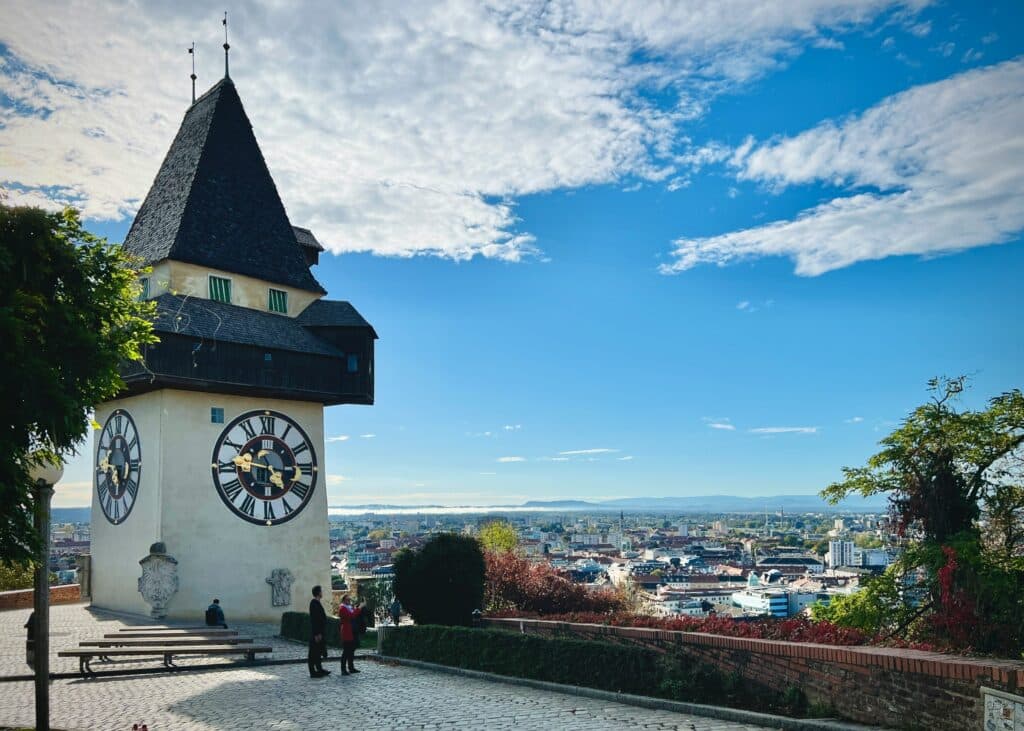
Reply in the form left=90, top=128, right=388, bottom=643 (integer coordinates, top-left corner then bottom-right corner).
left=0, top=584, right=81, bottom=611
left=485, top=617, right=1024, bottom=731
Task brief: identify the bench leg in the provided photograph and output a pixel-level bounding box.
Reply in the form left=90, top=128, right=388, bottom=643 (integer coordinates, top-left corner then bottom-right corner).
left=246, top=650, right=255, bottom=661
left=79, top=655, right=95, bottom=678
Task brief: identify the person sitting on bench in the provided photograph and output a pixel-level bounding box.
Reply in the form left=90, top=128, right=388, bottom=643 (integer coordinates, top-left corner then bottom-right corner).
left=205, top=598, right=227, bottom=628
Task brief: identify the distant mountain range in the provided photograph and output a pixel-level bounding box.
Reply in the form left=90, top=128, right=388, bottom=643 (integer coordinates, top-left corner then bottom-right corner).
left=519, top=494, right=888, bottom=513
left=55, top=494, right=887, bottom=522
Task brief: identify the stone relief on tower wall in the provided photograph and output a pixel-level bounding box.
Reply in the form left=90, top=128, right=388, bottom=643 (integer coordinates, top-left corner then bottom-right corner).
left=138, top=542, right=179, bottom=619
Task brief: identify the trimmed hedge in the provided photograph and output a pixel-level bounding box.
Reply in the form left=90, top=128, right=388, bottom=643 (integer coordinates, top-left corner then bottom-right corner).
left=383, top=624, right=656, bottom=695
left=280, top=611, right=374, bottom=649
left=382, top=626, right=826, bottom=718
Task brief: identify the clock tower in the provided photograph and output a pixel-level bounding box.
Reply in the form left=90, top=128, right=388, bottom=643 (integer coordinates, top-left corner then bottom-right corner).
left=90, top=75, right=376, bottom=621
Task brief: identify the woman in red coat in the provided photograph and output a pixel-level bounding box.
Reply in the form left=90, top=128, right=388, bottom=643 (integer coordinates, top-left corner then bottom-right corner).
left=337, top=595, right=363, bottom=675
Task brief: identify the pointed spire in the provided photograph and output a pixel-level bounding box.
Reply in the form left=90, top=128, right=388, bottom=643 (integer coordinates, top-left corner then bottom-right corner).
left=189, top=42, right=197, bottom=104
left=222, top=11, right=230, bottom=79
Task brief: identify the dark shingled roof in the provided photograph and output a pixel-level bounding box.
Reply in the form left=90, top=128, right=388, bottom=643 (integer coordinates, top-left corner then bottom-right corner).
left=296, top=299, right=377, bottom=338
left=292, top=226, right=324, bottom=252
left=124, top=79, right=325, bottom=294
left=151, top=293, right=342, bottom=357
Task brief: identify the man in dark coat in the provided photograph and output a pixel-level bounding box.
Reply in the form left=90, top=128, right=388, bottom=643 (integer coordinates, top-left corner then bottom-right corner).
left=308, top=585, right=330, bottom=678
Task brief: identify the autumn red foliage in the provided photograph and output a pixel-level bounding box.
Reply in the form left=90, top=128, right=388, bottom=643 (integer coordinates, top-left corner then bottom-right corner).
left=484, top=609, right=946, bottom=651
left=484, top=550, right=626, bottom=615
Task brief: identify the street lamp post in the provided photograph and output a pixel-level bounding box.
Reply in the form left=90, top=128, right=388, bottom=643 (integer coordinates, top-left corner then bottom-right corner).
left=30, top=458, right=62, bottom=731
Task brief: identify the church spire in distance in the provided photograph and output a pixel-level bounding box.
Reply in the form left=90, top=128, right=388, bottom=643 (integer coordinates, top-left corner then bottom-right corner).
left=222, top=11, right=230, bottom=79
left=188, top=42, right=197, bottom=103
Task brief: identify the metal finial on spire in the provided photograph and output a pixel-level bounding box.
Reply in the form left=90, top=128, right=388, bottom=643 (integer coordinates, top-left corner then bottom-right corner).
left=188, top=42, right=197, bottom=103
left=222, top=11, right=230, bottom=79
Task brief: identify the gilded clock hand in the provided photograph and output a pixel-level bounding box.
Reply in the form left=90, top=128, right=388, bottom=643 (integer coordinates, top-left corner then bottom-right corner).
left=231, top=452, right=254, bottom=472
left=257, top=450, right=285, bottom=492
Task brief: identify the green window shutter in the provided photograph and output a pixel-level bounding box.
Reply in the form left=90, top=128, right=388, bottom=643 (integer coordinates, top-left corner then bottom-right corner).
left=139, top=277, right=150, bottom=300
left=268, top=288, right=288, bottom=314
left=209, top=276, right=231, bottom=303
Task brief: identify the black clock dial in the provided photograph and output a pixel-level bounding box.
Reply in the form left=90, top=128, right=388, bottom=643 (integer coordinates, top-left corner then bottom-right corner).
left=211, top=410, right=318, bottom=526
left=95, top=409, right=142, bottom=525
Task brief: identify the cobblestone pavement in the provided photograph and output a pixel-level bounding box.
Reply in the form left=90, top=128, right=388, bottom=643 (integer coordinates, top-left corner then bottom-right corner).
left=1, top=605, right=778, bottom=731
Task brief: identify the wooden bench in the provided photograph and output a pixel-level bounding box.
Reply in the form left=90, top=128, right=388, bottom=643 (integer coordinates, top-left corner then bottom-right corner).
left=58, top=644, right=272, bottom=677
left=118, top=625, right=227, bottom=632
left=83, top=637, right=254, bottom=648
left=103, top=630, right=238, bottom=639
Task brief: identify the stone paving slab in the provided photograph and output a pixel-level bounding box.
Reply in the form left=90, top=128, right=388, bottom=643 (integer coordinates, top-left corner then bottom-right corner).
left=1, top=604, right=779, bottom=730
left=1, top=661, right=778, bottom=730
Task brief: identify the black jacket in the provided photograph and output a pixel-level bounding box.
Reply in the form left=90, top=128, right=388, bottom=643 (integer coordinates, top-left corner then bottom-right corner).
left=309, top=598, right=327, bottom=635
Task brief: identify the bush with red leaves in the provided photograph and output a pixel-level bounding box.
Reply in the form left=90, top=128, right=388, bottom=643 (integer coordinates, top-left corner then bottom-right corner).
left=484, top=550, right=626, bottom=615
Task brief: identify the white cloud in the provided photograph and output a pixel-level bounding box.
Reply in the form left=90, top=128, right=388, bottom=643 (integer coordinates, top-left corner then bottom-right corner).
left=503, top=424, right=522, bottom=431
left=661, top=60, right=1024, bottom=276
left=479, top=471, right=497, bottom=476
left=548, top=457, right=571, bottom=462
left=749, top=426, right=819, bottom=434
left=326, top=435, right=350, bottom=443
left=558, top=448, right=619, bottom=455
left=736, top=300, right=750, bottom=310
left=497, top=456, right=526, bottom=463
left=932, top=41, right=955, bottom=57
left=844, top=416, right=864, bottom=423
left=53, top=480, right=91, bottom=508
left=708, top=422, right=736, bottom=431
left=0, top=0, right=924, bottom=261
left=617, top=455, right=634, bottom=461
left=326, top=474, right=348, bottom=485
left=907, top=20, right=932, bottom=37
left=359, top=434, right=377, bottom=439
left=961, top=48, right=983, bottom=63
left=982, top=33, right=998, bottom=45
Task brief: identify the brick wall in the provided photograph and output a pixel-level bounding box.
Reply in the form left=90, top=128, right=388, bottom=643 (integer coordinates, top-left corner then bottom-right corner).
left=0, top=584, right=81, bottom=611
left=485, top=617, right=1024, bottom=731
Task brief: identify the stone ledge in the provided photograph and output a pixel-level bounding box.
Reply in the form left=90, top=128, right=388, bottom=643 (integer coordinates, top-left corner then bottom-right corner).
left=486, top=617, right=1024, bottom=689
left=377, top=654, right=887, bottom=731
left=0, top=585, right=81, bottom=611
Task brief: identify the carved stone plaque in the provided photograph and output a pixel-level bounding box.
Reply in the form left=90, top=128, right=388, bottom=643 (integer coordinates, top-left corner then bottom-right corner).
left=138, top=542, right=178, bottom=619
left=266, top=568, right=294, bottom=607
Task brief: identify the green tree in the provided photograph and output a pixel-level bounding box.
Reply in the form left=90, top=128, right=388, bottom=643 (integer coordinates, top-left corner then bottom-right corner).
left=358, top=577, right=395, bottom=627
left=367, top=529, right=390, bottom=541
left=393, top=533, right=485, bottom=626
left=984, top=483, right=1024, bottom=564
left=1, top=205, right=156, bottom=562
left=478, top=520, right=519, bottom=553
left=824, top=377, right=1024, bottom=542
left=822, top=378, right=1024, bottom=655
left=853, top=533, right=884, bottom=550
left=0, top=561, right=36, bottom=591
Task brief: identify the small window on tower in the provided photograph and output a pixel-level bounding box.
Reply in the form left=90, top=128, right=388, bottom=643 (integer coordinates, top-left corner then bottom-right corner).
left=209, top=275, right=231, bottom=303
left=211, top=407, right=224, bottom=424
left=347, top=354, right=359, bottom=373
left=268, top=288, right=288, bottom=314
left=139, top=277, right=150, bottom=300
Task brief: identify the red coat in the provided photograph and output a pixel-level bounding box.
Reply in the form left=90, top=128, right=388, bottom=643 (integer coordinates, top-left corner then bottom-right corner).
left=337, top=603, right=362, bottom=642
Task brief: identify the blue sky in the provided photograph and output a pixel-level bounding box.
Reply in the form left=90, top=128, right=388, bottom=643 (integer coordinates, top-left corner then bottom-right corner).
left=2, top=1, right=1021, bottom=507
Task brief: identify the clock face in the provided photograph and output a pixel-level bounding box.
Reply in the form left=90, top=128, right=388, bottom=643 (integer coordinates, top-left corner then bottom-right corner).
left=211, top=410, right=318, bottom=526
left=95, top=409, right=142, bottom=525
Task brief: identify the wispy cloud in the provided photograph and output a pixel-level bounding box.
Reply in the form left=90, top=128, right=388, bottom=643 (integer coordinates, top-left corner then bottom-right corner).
left=326, top=474, right=348, bottom=485
left=326, top=435, right=350, bottom=443
left=503, top=424, right=522, bottom=431
left=479, top=471, right=497, bottom=476
left=708, top=422, right=736, bottom=431
left=982, top=33, right=998, bottom=45
left=559, top=448, right=619, bottom=456
left=749, top=426, right=819, bottom=434
left=662, top=60, right=1024, bottom=276
left=617, top=455, right=634, bottom=461
left=360, top=434, right=377, bottom=439
left=736, top=301, right=750, bottom=310
left=497, top=456, right=526, bottom=463
left=0, top=1, right=924, bottom=262
left=844, top=416, right=864, bottom=424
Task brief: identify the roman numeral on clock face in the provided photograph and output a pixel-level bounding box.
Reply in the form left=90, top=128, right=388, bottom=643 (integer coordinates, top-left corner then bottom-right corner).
left=240, top=495, right=256, bottom=517
left=239, top=419, right=258, bottom=440
left=260, top=415, right=275, bottom=435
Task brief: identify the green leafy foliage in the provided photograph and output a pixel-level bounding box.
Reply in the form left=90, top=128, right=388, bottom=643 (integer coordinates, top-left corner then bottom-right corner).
left=823, top=376, right=1024, bottom=542
left=382, top=626, right=829, bottom=718
left=820, top=377, right=1024, bottom=656
left=393, top=533, right=485, bottom=626
left=478, top=520, right=519, bottom=553
left=0, top=561, right=36, bottom=591
left=0, top=205, right=156, bottom=562
left=357, top=577, right=394, bottom=627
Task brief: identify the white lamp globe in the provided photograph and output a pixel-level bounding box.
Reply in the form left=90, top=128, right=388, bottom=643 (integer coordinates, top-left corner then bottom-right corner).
left=28, top=457, right=64, bottom=486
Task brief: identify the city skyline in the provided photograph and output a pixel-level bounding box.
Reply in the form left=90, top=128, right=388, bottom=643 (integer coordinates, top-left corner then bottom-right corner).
left=2, top=1, right=1021, bottom=508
